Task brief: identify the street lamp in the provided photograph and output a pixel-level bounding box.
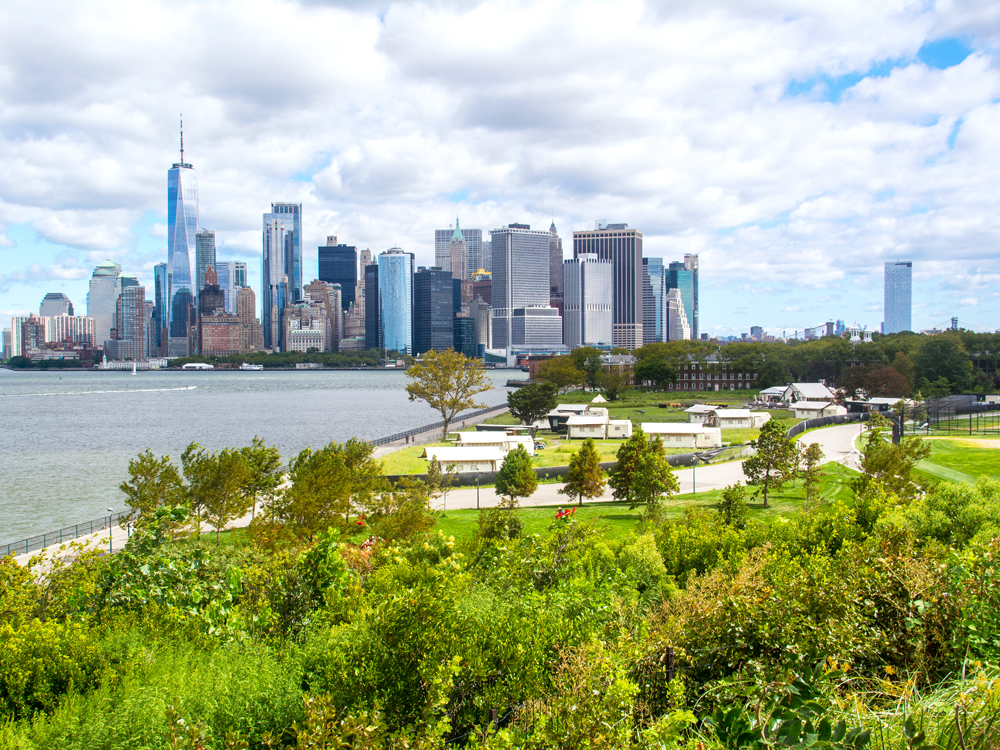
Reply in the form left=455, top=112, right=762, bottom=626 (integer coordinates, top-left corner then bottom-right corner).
left=107, top=508, right=114, bottom=554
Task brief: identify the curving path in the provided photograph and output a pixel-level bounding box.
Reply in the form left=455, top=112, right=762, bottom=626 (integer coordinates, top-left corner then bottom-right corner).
left=14, top=423, right=866, bottom=565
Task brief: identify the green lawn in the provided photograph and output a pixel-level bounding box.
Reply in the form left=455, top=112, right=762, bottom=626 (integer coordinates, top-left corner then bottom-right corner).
left=915, top=439, right=1000, bottom=483
left=435, top=462, right=858, bottom=543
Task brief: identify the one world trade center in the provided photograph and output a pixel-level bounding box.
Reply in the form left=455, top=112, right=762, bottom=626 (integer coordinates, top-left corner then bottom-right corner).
left=167, top=120, right=198, bottom=356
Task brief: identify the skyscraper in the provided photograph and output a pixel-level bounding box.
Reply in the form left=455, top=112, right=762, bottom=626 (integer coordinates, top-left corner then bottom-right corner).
left=364, top=263, right=380, bottom=350
left=666, top=261, right=695, bottom=341
left=236, top=287, right=264, bottom=353
left=665, top=288, right=691, bottom=341
left=318, top=236, right=357, bottom=311
left=153, top=262, right=168, bottom=353
left=214, top=261, right=245, bottom=315
left=195, top=230, right=216, bottom=302
left=884, top=261, right=913, bottom=334
left=40, top=293, right=74, bottom=318
left=167, top=121, right=198, bottom=356
left=435, top=221, right=482, bottom=277
left=642, top=257, right=665, bottom=345
left=480, top=239, right=491, bottom=276
left=378, top=249, right=414, bottom=355
left=549, top=222, right=563, bottom=310
left=262, top=211, right=293, bottom=350
left=87, top=260, right=122, bottom=348
left=270, top=202, right=302, bottom=302
left=684, top=254, right=699, bottom=340
left=413, top=266, right=454, bottom=355
left=490, top=223, right=551, bottom=350
left=563, top=254, right=613, bottom=349
left=449, top=220, right=467, bottom=282
left=109, top=285, right=147, bottom=360
left=573, top=223, right=643, bottom=349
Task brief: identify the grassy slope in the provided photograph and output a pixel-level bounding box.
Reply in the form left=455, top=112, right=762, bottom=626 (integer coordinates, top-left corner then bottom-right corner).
left=435, top=462, right=858, bottom=543
left=915, top=438, right=1000, bottom=483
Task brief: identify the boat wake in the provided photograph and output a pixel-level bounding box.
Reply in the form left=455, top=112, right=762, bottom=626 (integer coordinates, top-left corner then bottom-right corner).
left=0, top=386, right=198, bottom=398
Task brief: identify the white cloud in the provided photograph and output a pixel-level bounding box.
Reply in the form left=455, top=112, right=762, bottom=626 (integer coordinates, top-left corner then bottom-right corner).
left=960, top=297, right=979, bottom=306
left=0, top=0, right=997, bottom=332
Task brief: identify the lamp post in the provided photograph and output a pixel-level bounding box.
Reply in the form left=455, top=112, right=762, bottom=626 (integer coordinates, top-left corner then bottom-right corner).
left=107, top=508, right=114, bottom=554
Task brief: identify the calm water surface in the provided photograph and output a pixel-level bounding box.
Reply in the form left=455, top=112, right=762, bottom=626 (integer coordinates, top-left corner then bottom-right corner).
left=0, top=368, right=525, bottom=541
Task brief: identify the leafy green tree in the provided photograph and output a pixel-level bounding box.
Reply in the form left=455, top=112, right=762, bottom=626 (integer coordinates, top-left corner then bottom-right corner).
left=507, top=381, right=558, bottom=430
left=742, top=419, right=797, bottom=508
left=914, top=336, right=972, bottom=393
left=494, top=444, right=537, bottom=507
left=536, top=356, right=584, bottom=390
left=570, top=346, right=604, bottom=390
left=238, top=437, right=283, bottom=518
left=756, top=358, right=791, bottom=390
left=802, top=442, right=824, bottom=508
left=863, top=364, right=911, bottom=397
left=634, top=357, right=677, bottom=391
left=405, top=348, right=492, bottom=439
left=273, top=438, right=385, bottom=540
left=200, top=449, right=254, bottom=544
left=922, top=376, right=952, bottom=399
left=559, top=438, right=606, bottom=506
left=716, top=483, right=748, bottom=528
left=854, top=414, right=930, bottom=500
left=365, top=478, right=436, bottom=541
left=119, top=450, right=185, bottom=520
left=599, top=366, right=629, bottom=401
left=891, top=350, right=915, bottom=390
left=609, top=428, right=678, bottom=510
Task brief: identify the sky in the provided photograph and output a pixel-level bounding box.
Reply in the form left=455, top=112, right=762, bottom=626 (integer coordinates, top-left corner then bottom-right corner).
left=0, top=0, right=998, bottom=338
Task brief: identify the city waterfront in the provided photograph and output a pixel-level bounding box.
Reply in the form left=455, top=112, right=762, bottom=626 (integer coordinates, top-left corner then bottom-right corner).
left=0, top=368, right=526, bottom=542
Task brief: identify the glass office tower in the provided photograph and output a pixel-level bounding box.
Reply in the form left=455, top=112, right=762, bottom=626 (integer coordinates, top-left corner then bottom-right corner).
left=167, top=126, right=198, bottom=354
left=884, top=261, right=913, bottom=334
left=270, top=202, right=302, bottom=303
left=378, top=249, right=414, bottom=355
left=666, top=261, right=695, bottom=341
left=318, top=237, right=358, bottom=311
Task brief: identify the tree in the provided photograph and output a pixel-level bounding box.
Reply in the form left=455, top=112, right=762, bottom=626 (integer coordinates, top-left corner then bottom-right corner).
left=536, top=357, right=584, bottom=390
left=891, top=350, right=915, bottom=390
left=494, top=444, right=537, bottom=507
left=716, top=483, right=748, bottom=528
left=570, top=346, right=604, bottom=390
left=742, top=419, right=797, bottom=508
left=559, top=438, right=606, bottom=506
left=507, top=381, right=559, bottom=430
left=608, top=429, right=679, bottom=510
left=200, top=448, right=254, bottom=544
left=914, top=337, right=972, bottom=393
left=364, top=477, right=436, bottom=542
left=802, top=442, right=824, bottom=508
left=405, top=349, right=492, bottom=440
left=119, top=450, right=185, bottom=521
left=238, top=437, right=283, bottom=518
left=634, top=357, right=677, bottom=391
left=425, top=458, right=457, bottom=514
left=599, top=367, right=629, bottom=402
left=863, top=364, right=910, bottom=398
left=272, top=438, right=385, bottom=540
left=854, top=414, right=930, bottom=499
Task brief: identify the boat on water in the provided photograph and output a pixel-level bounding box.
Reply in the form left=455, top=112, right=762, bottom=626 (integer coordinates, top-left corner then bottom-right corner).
left=239, top=363, right=264, bottom=371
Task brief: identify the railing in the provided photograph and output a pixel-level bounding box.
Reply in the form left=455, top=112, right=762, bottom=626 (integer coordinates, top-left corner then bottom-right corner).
left=786, top=411, right=869, bottom=439
left=368, top=403, right=509, bottom=446
left=1, top=403, right=511, bottom=558
left=1, top=511, right=129, bottom=559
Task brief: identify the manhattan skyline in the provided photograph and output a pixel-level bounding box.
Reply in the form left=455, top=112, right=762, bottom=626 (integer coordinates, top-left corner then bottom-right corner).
left=0, top=1, right=998, bottom=337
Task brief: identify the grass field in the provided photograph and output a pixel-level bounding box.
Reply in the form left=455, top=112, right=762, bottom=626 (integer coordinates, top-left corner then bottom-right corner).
left=915, top=438, right=1000, bottom=483
left=434, top=462, right=858, bottom=542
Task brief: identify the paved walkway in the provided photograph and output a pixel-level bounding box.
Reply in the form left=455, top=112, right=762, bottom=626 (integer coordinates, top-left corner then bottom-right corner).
left=372, top=405, right=511, bottom=458
left=14, top=422, right=864, bottom=565
left=432, top=422, right=864, bottom=511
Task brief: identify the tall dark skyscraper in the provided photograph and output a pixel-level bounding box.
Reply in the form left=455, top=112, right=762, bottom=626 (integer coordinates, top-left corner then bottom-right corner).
left=549, top=222, right=563, bottom=311
left=413, top=267, right=454, bottom=355
left=318, top=235, right=357, bottom=311
left=364, top=264, right=380, bottom=350
left=573, top=223, right=643, bottom=349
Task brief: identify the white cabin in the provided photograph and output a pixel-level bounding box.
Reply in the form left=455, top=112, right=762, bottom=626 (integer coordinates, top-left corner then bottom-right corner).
left=792, top=401, right=847, bottom=419
left=640, top=423, right=723, bottom=449
left=704, top=409, right=771, bottom=429
left=421, top=446, right=504, bottom=473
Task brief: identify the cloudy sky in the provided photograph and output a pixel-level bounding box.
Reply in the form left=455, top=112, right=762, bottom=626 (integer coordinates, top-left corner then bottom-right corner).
left=1, top=0, right=998, bottom=337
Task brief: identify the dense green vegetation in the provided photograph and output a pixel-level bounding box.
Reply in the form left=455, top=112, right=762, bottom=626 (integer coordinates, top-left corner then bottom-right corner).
left=3, top=416, right=1000, bottom=748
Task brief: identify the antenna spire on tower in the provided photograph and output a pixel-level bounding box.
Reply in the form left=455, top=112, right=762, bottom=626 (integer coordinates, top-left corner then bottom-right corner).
left=179, top=114, right=184, bottom=164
